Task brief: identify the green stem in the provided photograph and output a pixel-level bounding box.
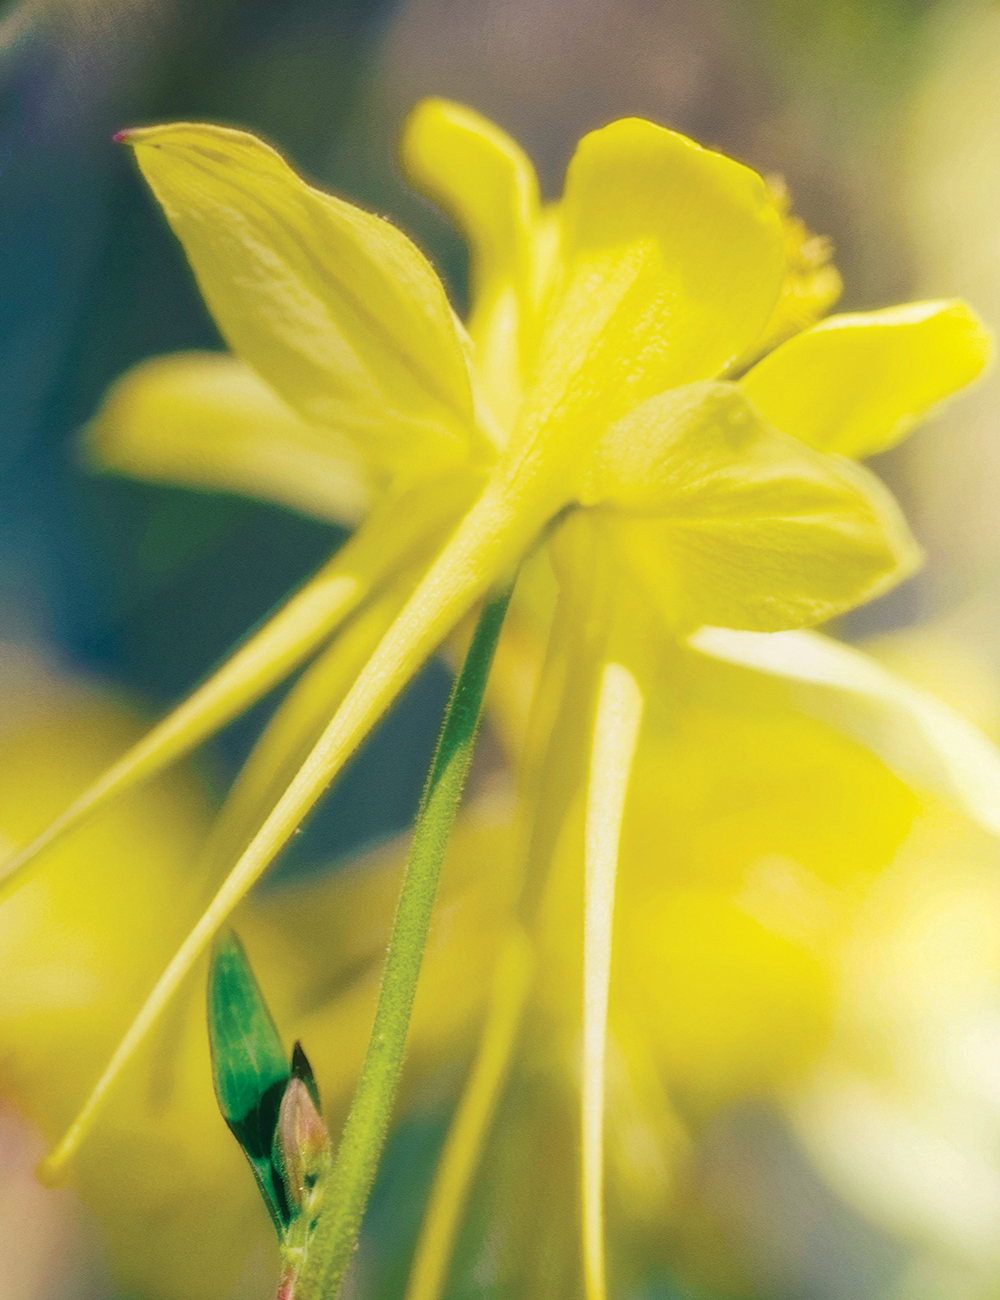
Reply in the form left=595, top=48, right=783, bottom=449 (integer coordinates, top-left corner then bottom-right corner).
left=296, top=581, right=515, bottom=1300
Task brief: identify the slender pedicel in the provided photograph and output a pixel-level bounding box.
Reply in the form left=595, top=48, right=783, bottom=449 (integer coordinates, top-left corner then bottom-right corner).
left=295, top=580, right=515, bottom=1300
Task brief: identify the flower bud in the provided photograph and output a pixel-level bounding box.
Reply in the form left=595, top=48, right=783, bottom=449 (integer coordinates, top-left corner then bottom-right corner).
left=274, top=1077, right=331, bottom=1213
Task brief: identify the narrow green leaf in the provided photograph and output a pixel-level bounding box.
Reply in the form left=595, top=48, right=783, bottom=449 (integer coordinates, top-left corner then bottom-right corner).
left=296, top=580, right=515, bottom=1300
left=208, top=928, right=291, bottom=1233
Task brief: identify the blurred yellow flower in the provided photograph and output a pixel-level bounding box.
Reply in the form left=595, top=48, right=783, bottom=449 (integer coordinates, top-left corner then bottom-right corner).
left=6, top=621, right=1000, bottom=1299
left=0, top=644, right=515, bottom=1300
left=399, top=613, right=1000, bottom=1300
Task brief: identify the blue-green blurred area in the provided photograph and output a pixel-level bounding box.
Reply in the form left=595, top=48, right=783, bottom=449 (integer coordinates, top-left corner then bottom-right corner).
left=3, top=1, right=1000, bottom=1299
left=0, top=0, right=460, bottom=873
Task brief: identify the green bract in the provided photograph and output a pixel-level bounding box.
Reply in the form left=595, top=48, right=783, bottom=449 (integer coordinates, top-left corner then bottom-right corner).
left=208, top=929, right=291, bottom=1232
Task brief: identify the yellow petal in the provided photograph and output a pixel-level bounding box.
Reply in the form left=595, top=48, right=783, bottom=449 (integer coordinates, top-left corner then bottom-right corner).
left=400, top=99, right=539, bottom=326
left=121, top=123, right=485, bottom=480
left=689, top=626, right=1000, bottom=838
left=740, top=300, right=992, bottom=458
left=400, top=99, right=546, bottom=433
left=586, top=382, right=922, bottom=632
left=86, top=351, right=372, bottom=526
left=623, top=640, right=919, bottom=897
left=617, top=885, right=831, bottom=1106
left=516, top=118, right=785, bottom=463
left=601, top=642, right=920, bottom=1105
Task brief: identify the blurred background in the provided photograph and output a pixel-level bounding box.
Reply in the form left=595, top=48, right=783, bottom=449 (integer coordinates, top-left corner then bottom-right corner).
left=3, top=0, right=1000, bottom=1297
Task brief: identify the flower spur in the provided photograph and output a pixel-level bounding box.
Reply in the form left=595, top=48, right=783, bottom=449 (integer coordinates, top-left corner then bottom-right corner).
left=2, top=98, right=989, bottom=1285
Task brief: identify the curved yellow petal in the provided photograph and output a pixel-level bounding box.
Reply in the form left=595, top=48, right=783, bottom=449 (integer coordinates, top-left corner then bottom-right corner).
left=587, top=383, right=921, bottom=632
left=741, top=300, right=992, bottom=458
left=85, top=351, right=372, bottom=526
left=400, top=99, right=544, bottom=433
left=516, top=118, right=785, bottom=463
left=689, top=625, right=1000, bottom=838
left=121, top=123, right=484, bottom=480
left=400, top=99, right=539, bottom=324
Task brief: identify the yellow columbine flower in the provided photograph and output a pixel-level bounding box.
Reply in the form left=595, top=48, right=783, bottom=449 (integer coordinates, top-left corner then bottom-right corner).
left=4, top=98, right=989, bottom=1295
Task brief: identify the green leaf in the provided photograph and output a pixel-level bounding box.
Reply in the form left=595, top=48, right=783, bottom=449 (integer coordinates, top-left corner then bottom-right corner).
left=208, top=928, right=291, bottom=1233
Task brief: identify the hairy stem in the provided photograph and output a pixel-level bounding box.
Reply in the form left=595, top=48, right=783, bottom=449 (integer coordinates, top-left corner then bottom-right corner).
left=38, top=477, right=536, bottom=1185
left=296, top=581, right=514, bottom=1300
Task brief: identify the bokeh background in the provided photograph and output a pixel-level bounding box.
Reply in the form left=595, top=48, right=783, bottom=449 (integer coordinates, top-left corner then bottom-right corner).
left=3, top=0, right=1000, bottom=1297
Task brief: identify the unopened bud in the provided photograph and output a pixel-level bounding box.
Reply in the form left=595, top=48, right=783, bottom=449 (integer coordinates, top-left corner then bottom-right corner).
left=274, top=1077, right=330, bottom=1212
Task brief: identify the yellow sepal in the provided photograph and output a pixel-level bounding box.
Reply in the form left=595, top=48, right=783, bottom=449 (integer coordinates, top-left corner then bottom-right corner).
left=86, top=351, right=372, bottom=525
left=690, top=626, right=1000, bottom=837
left=122, top=123, right=487, bottom=482
left=400, top=99, right=539, bottom=366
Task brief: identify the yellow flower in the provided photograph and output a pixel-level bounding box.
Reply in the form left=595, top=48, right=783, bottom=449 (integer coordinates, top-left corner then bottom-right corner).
left=44, top=99, right=978, bottom=876
left=73, top=99, right=984, bottom=811
left=3, top=98, right=990, bottom=1296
